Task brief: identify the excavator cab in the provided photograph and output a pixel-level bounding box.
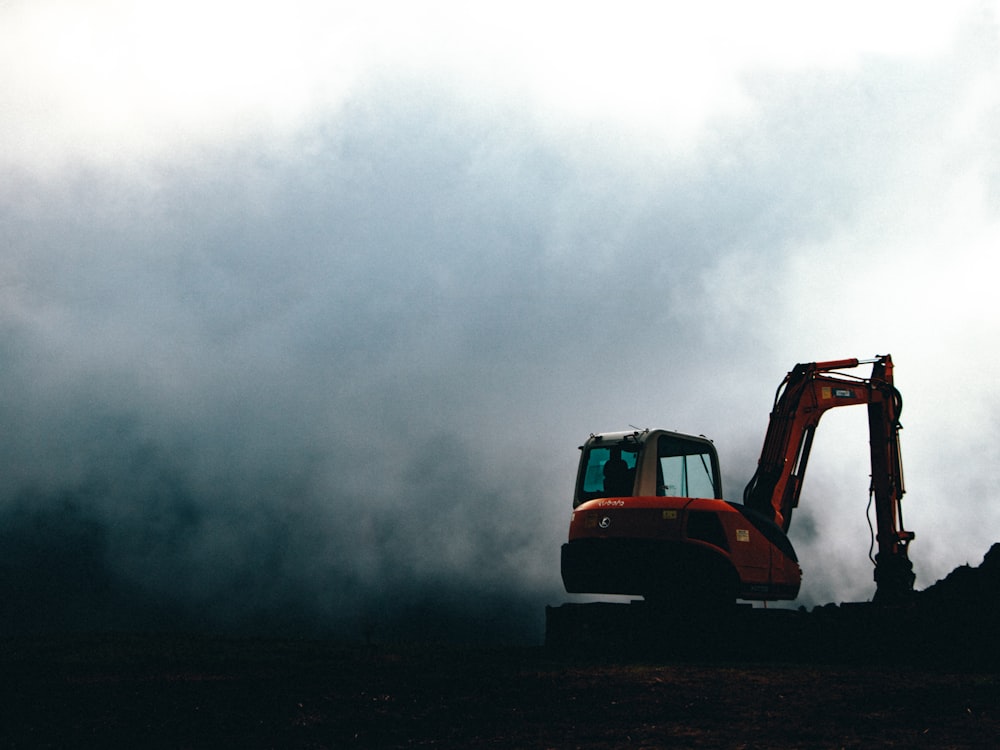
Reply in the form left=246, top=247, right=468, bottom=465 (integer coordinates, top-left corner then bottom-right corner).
left=563, top=429, right=800, bottom=604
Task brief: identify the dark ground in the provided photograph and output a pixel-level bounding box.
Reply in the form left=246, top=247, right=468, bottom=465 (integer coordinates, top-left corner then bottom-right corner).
left=2, top=633, right=999, bottom=749
left=3, top=546, right=998, bottom=749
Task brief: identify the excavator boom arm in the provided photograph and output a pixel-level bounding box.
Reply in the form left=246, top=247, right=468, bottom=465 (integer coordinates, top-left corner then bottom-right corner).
left=743, top=355, right=914, bottom=601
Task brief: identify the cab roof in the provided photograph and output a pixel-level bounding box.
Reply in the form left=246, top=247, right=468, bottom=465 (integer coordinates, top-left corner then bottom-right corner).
left=582, top=428, right=715, bottom=449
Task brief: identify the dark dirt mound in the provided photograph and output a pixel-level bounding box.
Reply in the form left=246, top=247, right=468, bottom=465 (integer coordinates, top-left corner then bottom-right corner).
left=919, top=542, right=1000, bottom=612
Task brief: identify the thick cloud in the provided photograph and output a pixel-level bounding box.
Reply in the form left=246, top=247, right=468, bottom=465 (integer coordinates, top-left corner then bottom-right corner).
left=2, top=5, right=999, bottom=641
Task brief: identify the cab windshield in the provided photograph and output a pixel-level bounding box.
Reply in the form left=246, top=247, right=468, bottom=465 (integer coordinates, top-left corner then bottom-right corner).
left=577, top=442, right=639, bottom=505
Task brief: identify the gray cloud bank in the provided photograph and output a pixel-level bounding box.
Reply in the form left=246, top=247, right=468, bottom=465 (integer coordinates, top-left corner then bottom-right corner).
left=3, top=27, right=999, bottom=641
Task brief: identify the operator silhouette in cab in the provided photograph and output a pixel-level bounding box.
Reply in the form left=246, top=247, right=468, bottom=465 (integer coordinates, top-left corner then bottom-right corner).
left=602, top=447, right=634, bottom=497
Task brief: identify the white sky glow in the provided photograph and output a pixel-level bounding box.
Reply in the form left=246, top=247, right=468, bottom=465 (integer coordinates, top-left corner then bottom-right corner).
left=3, top=1, right=990, bottom=166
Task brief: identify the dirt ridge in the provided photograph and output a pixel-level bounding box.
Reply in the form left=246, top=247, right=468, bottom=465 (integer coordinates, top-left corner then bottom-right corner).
left=546, top=543, right=1000, bottom=666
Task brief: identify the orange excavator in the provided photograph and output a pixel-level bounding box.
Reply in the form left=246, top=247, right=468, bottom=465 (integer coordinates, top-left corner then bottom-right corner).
left=560, top=355, right=915, bottom=607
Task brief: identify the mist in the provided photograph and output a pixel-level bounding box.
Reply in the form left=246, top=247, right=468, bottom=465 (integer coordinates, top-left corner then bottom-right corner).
left=2, top=2, right=998, bottom=642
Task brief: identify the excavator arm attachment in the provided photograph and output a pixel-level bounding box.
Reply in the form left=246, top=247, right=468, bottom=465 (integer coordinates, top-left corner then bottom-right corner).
left=742, top=355, right=914, bottom=602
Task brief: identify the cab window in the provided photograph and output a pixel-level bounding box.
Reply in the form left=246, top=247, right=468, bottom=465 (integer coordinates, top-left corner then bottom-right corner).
left=656, top=435, right=718, bottom=498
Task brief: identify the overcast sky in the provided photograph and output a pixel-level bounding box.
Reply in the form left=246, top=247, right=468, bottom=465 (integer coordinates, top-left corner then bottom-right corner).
left=2, top=1, right=998, bottom=642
